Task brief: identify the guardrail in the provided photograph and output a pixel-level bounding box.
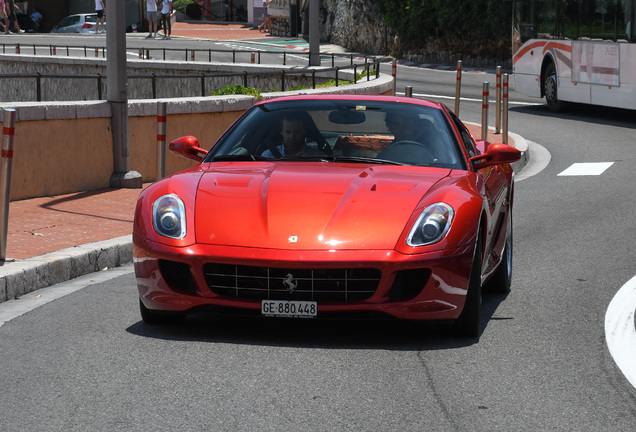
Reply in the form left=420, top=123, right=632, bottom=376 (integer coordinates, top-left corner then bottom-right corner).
left=1, top=43, right=373, bottom=68
left=0, top=58, right=381, bottom=101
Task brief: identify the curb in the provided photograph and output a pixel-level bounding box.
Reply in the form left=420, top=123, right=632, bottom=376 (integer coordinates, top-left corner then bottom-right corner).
left=0, top=235, right=133, bottom=302
left=508, top=130, right=529, bottom=174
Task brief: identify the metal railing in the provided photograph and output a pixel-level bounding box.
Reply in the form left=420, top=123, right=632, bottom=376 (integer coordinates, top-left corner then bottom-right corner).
left=0, top=58, right=381, bottom=102
left=1, top=42, right=374, bottom=68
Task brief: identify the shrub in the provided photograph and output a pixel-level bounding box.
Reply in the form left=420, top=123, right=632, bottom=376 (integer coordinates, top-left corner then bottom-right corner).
left=174, top=0, right=202, bottom=20
left=211, top=85, right=263, bottom=99
left=377, top=0, right=511, bottom=52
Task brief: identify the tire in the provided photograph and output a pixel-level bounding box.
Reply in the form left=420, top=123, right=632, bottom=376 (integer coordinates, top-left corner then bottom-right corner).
left=485, top=211, right=513, bottom=294
left=543, top=62, right=566, bottom=113
left=454, top=236, right=483, bottom=337
left=139, top=299, right=186, bottom=325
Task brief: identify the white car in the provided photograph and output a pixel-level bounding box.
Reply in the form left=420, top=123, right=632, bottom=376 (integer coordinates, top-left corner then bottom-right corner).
left=50, top=13, right=106, bottom=34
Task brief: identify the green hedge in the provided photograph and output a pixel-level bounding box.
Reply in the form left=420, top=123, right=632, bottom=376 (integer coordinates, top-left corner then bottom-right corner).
left=378, top=0, right=511, bottom=48
left=173, top=0, right=202, bottom=19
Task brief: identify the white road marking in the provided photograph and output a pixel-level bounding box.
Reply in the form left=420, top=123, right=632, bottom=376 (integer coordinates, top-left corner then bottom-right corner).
left=605, top=275, right=636, bottom=388
left=398, top=92, right=540, bottom=106
left=558, top=162, right=613, bottom=176
left=515, top=140, right=551, bottom=182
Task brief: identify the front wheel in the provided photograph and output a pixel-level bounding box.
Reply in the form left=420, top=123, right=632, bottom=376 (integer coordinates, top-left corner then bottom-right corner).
left=543, top=63, right=566, bottom=112
left=453, top=236, right=483, bottom=337
left=485, top=211, right=513, bottom=294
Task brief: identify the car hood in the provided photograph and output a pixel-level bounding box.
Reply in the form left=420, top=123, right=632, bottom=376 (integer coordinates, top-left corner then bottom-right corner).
left=194, top=162, right=451, bottom=250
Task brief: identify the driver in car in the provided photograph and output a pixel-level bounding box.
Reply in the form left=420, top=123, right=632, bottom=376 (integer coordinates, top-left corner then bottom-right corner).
left=262, top=113, right=325, bottom=158
left=385, top=111, right=426, bottom=143
left=384, top=111, right=450, bottom=163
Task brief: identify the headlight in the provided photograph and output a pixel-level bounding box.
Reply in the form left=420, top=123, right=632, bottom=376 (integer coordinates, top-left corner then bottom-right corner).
left=152, top=194, right=186, bottom=239
left=406, top=203, right=454, bottom=247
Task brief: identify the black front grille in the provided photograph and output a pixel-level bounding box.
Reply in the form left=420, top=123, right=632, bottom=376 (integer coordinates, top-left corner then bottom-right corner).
left=203, top=263, right=381, bottom=302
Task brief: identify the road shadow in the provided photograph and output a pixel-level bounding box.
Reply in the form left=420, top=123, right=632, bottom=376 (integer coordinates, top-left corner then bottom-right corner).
left=40, top=188, right=139, bottom=224
left=510, top=103, right=636, bottom=129
left=126, top=291, right=509, bottom=351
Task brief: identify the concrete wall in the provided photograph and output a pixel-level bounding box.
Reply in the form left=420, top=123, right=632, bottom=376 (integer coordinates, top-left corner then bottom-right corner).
left=0, top=74, right=394, bottom=201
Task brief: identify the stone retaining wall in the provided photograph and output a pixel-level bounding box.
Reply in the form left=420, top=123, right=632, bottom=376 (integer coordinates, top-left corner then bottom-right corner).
left=0, top=54, right=353, bottom=102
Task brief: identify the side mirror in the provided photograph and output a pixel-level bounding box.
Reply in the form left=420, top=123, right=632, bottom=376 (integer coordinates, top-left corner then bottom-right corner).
left=470, top=142, right=521, bottom=171
left=169, top=136, right=208, bottom=162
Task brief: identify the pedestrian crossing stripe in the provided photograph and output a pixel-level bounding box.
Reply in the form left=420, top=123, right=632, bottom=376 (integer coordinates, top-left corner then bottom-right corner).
left=558, top=162, right=614, bottom=176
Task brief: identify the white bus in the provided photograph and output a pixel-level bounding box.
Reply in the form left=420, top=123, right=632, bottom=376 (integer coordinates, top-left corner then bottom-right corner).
left=512, top=0, right=636, bottom=111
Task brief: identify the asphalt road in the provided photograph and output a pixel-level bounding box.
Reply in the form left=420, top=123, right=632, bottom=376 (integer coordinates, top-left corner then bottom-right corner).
left=2, top=35, right=636, bottom=430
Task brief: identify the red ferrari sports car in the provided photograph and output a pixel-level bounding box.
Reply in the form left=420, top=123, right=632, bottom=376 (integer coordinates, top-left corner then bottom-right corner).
left=133, top=95, right=521, bottom=336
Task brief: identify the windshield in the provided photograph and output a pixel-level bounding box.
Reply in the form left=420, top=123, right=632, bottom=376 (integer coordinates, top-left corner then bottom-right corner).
left=204, top=99, right=465, bottom=169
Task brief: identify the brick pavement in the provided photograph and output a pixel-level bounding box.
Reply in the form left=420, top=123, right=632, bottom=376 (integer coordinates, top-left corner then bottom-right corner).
left=5, top=186, right=147, bottom=260
left=169, top=22, right=271, bottom=40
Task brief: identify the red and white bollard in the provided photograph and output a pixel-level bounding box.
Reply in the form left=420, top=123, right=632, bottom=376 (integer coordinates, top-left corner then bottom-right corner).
left=392, top=59, right=397, bottom=95
left=481, top=82, right=489, bottom=141
left=0, top=109, right=16, bottom=261
left=455, top=60, right=462, bottom=115
left=495, top=66, right=502, bottom=134
left=156, top=101, right=167, bottom=181
left=503, top=74, right=509, bottom=145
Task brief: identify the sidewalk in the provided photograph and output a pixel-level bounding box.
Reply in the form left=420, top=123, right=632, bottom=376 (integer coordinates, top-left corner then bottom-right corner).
left=0, top=23, right=528, bottom=303
left=169, top=22, right=272, bottom=40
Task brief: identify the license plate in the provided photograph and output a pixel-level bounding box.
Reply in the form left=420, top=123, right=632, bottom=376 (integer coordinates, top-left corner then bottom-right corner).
left=261, top=300, right=317, bottom=318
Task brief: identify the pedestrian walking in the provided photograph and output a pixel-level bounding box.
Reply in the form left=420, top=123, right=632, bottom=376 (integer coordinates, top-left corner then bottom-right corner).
left=0, top=0, right=7, bottom=33
left=146, top=0, right=158, bottom=38
left=258, top=0, right=272, bottom=33
left=5, top=0, right=23, bottom=34
left=95, top=0, right=106, bottom=33
left=161, top=0, right=173, bottom=39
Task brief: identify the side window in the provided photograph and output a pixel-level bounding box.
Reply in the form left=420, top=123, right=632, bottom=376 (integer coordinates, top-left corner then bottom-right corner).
left=449, top=112, right=479, bottom=158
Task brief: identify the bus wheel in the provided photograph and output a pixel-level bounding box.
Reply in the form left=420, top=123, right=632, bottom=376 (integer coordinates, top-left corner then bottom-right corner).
left=544, top=63, right=565, bottom=112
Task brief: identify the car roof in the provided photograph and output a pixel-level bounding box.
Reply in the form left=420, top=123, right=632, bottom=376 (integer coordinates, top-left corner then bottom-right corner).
left=256, top=94, right=445, bottom=110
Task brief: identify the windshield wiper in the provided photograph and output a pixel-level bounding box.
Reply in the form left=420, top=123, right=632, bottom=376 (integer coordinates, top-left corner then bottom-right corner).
left=330, top=155, right=406, bottom=166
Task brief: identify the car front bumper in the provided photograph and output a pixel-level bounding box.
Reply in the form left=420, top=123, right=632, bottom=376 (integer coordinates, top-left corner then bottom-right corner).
left=133, top=234, right=474, bottom=322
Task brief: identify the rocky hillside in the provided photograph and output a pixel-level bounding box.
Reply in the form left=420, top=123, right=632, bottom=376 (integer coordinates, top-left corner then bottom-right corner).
left=319, top=0, right=397, bottom=57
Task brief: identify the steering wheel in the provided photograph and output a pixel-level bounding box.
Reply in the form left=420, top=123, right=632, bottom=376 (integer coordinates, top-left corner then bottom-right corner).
left=376, top=140, right=435, bottom=165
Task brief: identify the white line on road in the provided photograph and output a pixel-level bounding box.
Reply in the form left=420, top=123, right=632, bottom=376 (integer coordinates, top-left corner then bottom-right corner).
left=515, top=140, right=551, bottom=182
left=396, top=92, right=540, bottom=106
left=558, top=162, right=614, bottom=176
left=605, top=275, right=636, bottom=389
